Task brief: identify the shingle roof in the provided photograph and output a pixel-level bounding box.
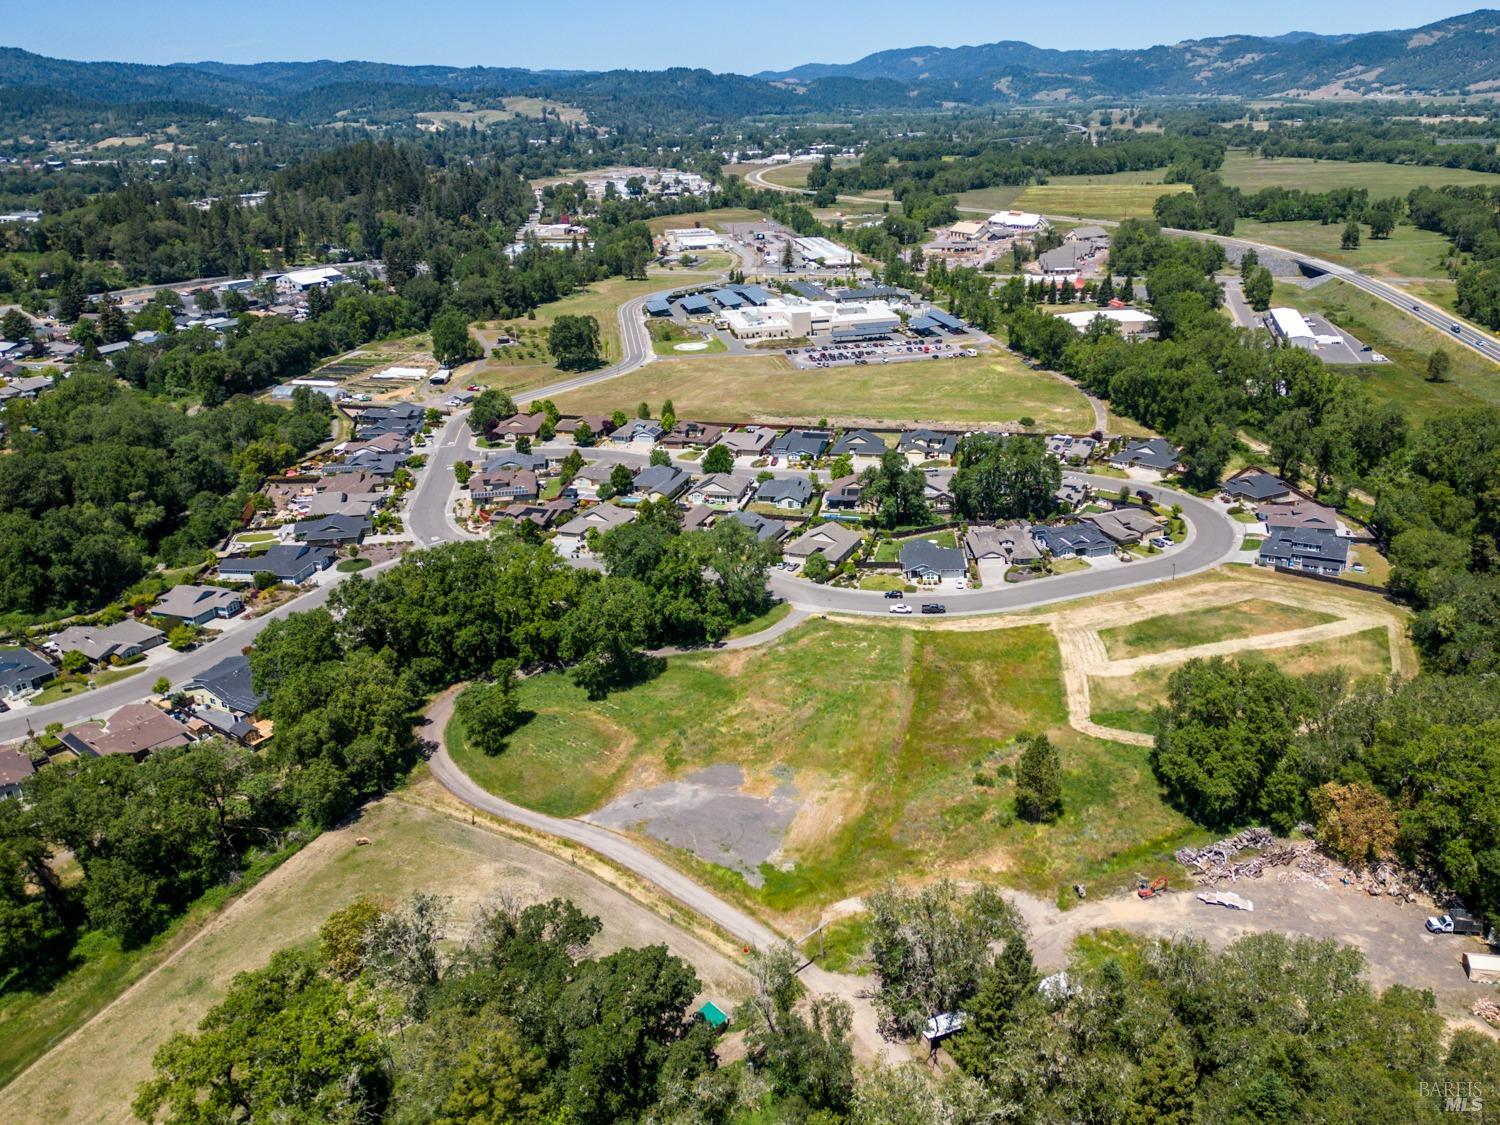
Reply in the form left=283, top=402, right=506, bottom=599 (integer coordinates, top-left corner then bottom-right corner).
left=1224, top=471, right=1291, bottom=501
left=186, top=655, right=265, bottom=715
left=757, top=477, right=813, bottom=506
left=900, top=540, right=966, bottom=575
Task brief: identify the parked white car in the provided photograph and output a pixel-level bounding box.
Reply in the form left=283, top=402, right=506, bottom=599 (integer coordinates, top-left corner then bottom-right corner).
left=889, top=603, right=913, bottom=615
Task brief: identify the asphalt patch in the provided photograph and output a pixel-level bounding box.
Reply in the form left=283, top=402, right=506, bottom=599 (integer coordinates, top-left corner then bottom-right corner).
left=585, top=763, right=797, bottom=886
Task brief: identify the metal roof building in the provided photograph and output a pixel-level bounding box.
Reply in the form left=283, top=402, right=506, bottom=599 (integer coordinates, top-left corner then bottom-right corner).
left=644, top=296, right=672, bottom=316
left=679, top=294, right=714, bottom=315
left=710, top=289, right=745, bottom=309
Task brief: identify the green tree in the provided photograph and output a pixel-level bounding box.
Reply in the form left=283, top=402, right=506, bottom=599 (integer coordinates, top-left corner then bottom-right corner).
left=455, top=672, right=522, bottom=757
left=59, top=649, right=89, bottom=674
left=953, top=433, right=1061, bottom=522
left=453, top=460, right=472, bottom=486
left=860, top=450, right=931, bottom=529
left=649, top=448, right=671, bottom=467
left=949, top=929, right=1035, bottom=1075
left=802, top=552, right=831, bottom=583
left=1014, top=733, right=1062, bottom=822
left=1243, top=265, right=1273, bottom=312
left=319, top=896, right=386, bottom=980
left=1427, top=347, right=1452, bottom=383
left=430, top=306, right=481, bottom=368
left=547, top=314, right=602, bottom=372
left=467, top=389, right=516, bottom=435
left=572, top=421, right=596, bottom=447
left=1341, top=220, right=1362, bottom=250
left=701, top=443, right=734, bottom=475
left=1123, top=1034, right=1197, bottom=1125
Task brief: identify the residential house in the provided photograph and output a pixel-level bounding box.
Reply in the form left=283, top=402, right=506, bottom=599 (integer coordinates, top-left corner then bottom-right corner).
left=823, top=474, right=864, bottom=512
left=609, top=419, right=664, bottom=445
left=714, top=427, right=777, bottom=459
left=687, top=473, right=753, bottom=508
left=1109, top=438, right=1180, bottom=473
left=830, top=429, right=886, bottom=468
left=923, top=475, right=956, bottom=515
left=291, top=513, right=372, bottom=547
left=1033, top=523, right=1115, bottom=559
left=315, top=470, right=383, bottom=496
left=720, top=510, right=789, bottom=543
left=770, top=429, right=831, bottom=464
left=631, top=464, right=691, bottom=503
left=324, top=449, right=402, bottom=478
left=0, top=747, right=34, bottom=799
left=186, top=708, right=260, bottom=747
left=1223, top=469, right=1293, bottom=504
left=1256, top=499, right=1340, bottom=532
left=0, top=374, right=53, bottom=403
left=900, top=540, right=966, bottom=583
left=60, top=704, right=193, bottom=761
left=152, top=585, right=244, bottom=625
left=469, top=468, right=539, bottom=502
left=354, top=402, right=424, bottom=438
left=898, top=429, right=958, bottom=464
left=295, top=491, right=380, bottom=520
left=494, top=497, right=576, bottom=528
left=566, top=461, right=625, bottom=501
left=219, top=544, right=336, bottom=584
left=0, top=647, right=54, bottom=701
left=1082, top=508, right=1163, bottom=545
left=680, top=505, right=718, bottom=533
left=965, top=523, right=1042, bottom=566
left=1258, top=526, right=1349, bottom=576
left=1056, top=476, right=1091, bottom=509
left=558, top=414, right=616, bottom=439
left=757, top=477, right=813, bottom=510
left=482, top=451, right=547, bottom=474
left=785, top=522, right=864, bottom=566
left=49, top=620, right=166, bottom=664
left=184, top=655, right=265, bottom=715
left=1046, top=434, right=1096, bottom=464
left=553, top=504, right=638, bottom=554
left=338, top=432, right=408, bottom=459
left=490, top=412, right=547, bottom=440
left=659, top=421, right=725, bottom=450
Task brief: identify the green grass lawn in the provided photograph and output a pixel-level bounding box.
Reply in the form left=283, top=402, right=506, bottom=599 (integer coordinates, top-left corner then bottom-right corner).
left=1345, top=542, right=1392, bottom=589
left=1011, top=182, right=1191, bottom=221
left=234, top=531, right=278, bottom=544
left=1272, top=280, right=1500, bottom=418
left=1091, top=625, right=1395, bottom=734
left=856, top=573, right=910, bottom=592
left=547, top=352, right=1096, bottom=431
left=1238, top=220, right=1452, bottom=279
left=1098, top=598, right=1338, bottom=660
left=1218, top=149, right=1500, bottom=196
left=724, top=600, right=793, bottom=640
left=449, top=620, right=1196, bottom=916
left=335, top=557, right=372, bottom=573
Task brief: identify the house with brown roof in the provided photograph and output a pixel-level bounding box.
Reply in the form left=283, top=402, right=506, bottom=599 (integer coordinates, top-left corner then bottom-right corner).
left=59, top=704, right=194, bottom=761
left=1255, top=499, right=1341, bottom=532
left=470, top=468, right=539, bottom=502
left=823, top=474, right=864, bottom=512
left=1082, top=507, right=1163, bottom=545
left=785, top=522, right=864, bottom=566
left=49, top=620, right=166, bottom=665
left=659, top=421, right=725, bottom=449
left=0, top=747, right=35, bottom=799
left=490, top=412, right=547, bottom=439
left=714, top=426, right=777, bottom=459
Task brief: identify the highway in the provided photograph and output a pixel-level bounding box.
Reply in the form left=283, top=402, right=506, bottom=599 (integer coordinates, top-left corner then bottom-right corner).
left=745, top=160, right=1500, bottom=366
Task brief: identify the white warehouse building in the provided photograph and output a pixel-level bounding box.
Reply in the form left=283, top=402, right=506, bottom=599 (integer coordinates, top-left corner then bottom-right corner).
left=791, top=235, right=855, bottom=269
left=721, top=297, right=899, bottom=341
left=665, top=228, right=725, bottom=252
left=987, top=210, right=1046, bottom=233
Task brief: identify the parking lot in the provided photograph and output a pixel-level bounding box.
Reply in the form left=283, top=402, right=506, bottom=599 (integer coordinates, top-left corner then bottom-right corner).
left=787, top=338, right=978, bottom=369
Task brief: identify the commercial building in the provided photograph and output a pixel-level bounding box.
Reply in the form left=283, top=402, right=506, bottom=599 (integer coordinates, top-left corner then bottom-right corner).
left=665, top=228, right=724, bottom=252
left=1055, top=308, right=1158, bottom=336
left=720, top=296, right=899, bottom=341
left=791, top=235, right=855, bottom=269
left=276, top=267, right=347, bottom=293
left=987, top=210, right=1046, bottom=233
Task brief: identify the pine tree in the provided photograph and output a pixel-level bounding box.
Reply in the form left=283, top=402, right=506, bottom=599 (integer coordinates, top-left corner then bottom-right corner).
left=949, top=931, right=1036, bottom=1075
left=1015, top=733, right=1062, bottom=822
left=1124, top=1034, right=1197, bottom=1125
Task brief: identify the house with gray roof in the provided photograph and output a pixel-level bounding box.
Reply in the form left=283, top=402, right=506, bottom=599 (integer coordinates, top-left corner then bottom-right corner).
left=1109, top=438, right=1180, bottom=473
left=49, top=620, right=165, bottom=664
left=609, top=419, right=664, bottom=445
left=769, top=429, right=831, bottom=464
left=687, top=473, right=754, bottom=508
left=830, top=429, right=886, bottom=466
left=900, top=539, right=966, bottom=582
left=1033, top=523, right=1115, bottom=559
left=553, top=504, right=638, bottom=554
left=219, top=544, right=335, bottom=584
left=184, top=655, right=265, bottom=715
left=1082, top=508, right=1163, bottom=545
left=1257, top=526, right=1349, bottom=576
left=823, top=474, right=864, bottom=512
left=965, top=524, right=1041, bottom=565
left=721, top=510, right=789, bottom=543
left=0, top=647, right=55, bottom=701
left=152, top=585, right=244, bottom=625
left=631, top=464, right=691, bottom=502
left=785, top=522, right=864, bottom=566
left=291, top=513, right=372, bottom=547
left=757, top=477, right=813, bottom=510
left=714, top=427, right=777, bottom=458
left=1223, top=470, right=1292, bottom=503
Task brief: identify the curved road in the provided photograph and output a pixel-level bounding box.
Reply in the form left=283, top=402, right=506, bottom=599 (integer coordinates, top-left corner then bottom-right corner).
left=746, top=159, right=1500, bottom=364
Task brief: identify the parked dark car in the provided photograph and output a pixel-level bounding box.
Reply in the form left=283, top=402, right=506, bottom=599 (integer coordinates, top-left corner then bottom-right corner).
left=921, top=603, right=947, bottom=614
left=884, top=589, right=904, bottom=599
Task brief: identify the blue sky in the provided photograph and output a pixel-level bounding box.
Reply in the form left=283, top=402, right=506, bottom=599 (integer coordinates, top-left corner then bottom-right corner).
left=5, top=2, right=1478, bottom=73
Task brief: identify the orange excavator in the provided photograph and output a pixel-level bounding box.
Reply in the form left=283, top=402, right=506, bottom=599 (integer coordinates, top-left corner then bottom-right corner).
left=1137, top=876, right=1168, bottom=900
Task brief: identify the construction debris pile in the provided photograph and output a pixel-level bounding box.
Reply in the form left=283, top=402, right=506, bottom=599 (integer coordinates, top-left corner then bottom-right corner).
left=1176, top=828, right=1435, bottom=901
left=1175, top=828, right=1324, bottom=885
left=1473, top=998, right=1500, bottom=1029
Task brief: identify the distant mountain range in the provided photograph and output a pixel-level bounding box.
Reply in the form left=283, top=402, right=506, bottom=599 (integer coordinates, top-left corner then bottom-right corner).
left=757, top=10, right=1500, bottom=100
left=3, top=9, right=1500, bottom=126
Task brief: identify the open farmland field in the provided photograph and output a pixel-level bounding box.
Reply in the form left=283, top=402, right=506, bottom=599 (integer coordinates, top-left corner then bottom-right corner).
left=547, top=351, right=1096, bottom=430
left=645, top=208, right=767, bottom=235
left=1010, top=181, right=1191, bottom=221
left=0, top=795, right=748, bottom=1125
left=1271, top=280, right=1500, bottom=418
left=1237, top=219, right=1453, bottom=278
left=1097, top=598, right=1340, bottom=659
left=451, top=619, right=1194, bottom=922
left=1218, top=149, right=1500, bottom=195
